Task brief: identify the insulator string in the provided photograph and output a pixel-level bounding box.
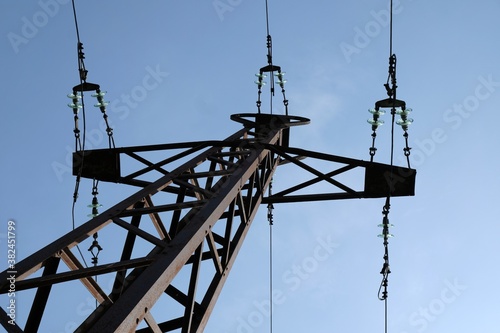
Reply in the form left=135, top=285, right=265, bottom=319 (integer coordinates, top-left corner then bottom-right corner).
left=267, top=178, right=274, bottom=333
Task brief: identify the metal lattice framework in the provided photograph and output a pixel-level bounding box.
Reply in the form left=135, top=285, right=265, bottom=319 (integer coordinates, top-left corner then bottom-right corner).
left=0, top=113, right=415, bottom=332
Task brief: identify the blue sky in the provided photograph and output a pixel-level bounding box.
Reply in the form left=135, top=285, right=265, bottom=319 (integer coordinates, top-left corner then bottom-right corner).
left=1, top=1, right=500, bottom=332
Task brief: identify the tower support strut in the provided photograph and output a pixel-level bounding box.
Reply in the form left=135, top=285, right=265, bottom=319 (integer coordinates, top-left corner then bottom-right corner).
left=0, top=113, right=415, bottom=332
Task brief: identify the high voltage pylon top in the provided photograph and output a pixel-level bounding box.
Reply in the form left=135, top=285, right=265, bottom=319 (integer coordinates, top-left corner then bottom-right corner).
left=0, top=111, right=415, bottom=332
left=0, top=2, right=416, bottom=332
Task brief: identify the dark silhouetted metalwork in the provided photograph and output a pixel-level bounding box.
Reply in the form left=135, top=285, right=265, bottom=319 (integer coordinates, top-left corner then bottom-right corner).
left=0, top=113, right=415, bottom=332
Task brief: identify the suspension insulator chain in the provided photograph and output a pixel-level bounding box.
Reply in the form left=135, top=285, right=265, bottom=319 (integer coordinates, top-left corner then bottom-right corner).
left=255, top=71, right=266, bottom=114
left=384, top=54, right=397, bottom=99
left=68, top=91, right=83, bottom=151
left=267, top=178, right=274, bottom=225
left=397, top=107, right=413, bottom=168
left=275, top=70, right=288, bottom=116
left=378, top=200, right=392, bottom=301
left=92, top=89, right=115, bottom=148
left=367, top=108, right=385, bottom=161
left=87, top=179, right=103, bottom=265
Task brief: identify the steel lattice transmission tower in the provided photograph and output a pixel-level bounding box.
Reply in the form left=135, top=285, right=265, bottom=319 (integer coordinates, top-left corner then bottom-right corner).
left=0, top=113, right=415, bottom=332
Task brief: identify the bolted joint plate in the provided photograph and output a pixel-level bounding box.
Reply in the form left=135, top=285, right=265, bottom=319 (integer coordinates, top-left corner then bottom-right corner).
left=73, top=149, right=121, bottom=182
left=364, top=163, right=416, bottom=198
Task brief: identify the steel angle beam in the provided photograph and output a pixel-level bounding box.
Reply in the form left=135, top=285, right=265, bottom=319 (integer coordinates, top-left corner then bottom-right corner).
left=0, top=114, right=297, bottom=333
left=263, top=145, right=416, bottom=203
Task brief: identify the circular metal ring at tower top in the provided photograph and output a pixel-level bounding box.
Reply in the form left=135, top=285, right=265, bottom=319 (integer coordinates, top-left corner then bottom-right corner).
left=230, top=113, right=310, bottom=128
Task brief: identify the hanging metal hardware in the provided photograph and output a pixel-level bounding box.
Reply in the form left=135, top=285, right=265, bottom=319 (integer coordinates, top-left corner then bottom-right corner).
left=367, top=3, right=415, bottom=332
left=87, top=179, right=102, bottom=218
left=267, top=178, right=274, bottom=226
left=87, top=180, right=103, bottom=265
left=367, top=54, right=413, bottom=166
left=254, top=9, right=289, bottom=116
left=377, top=199, right=393, bottom=301
left=88, top=233, right=103, bottom=266
left=68, top=91, right=83, bottom=151
left=267, top=176, right=274, bottom=333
